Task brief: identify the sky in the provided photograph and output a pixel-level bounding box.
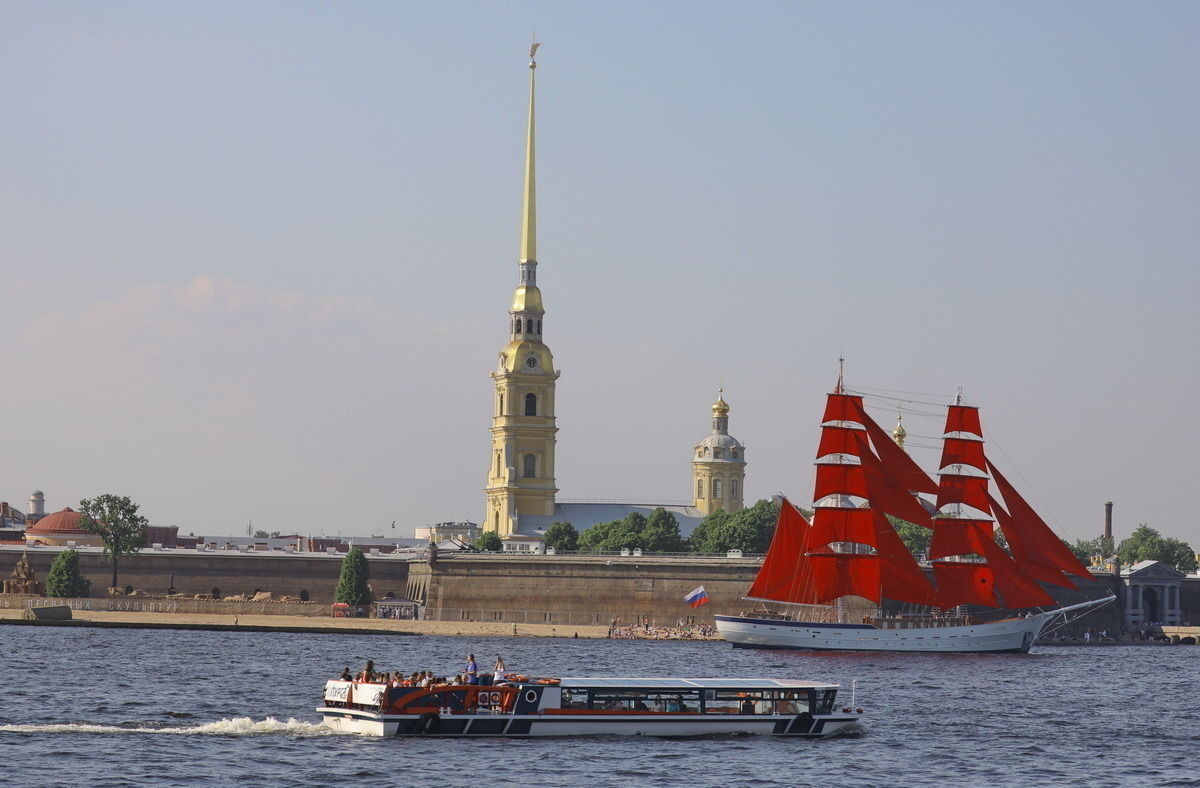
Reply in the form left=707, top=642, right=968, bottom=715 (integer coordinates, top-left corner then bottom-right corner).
left=2, top=2, right=1197, bottom=545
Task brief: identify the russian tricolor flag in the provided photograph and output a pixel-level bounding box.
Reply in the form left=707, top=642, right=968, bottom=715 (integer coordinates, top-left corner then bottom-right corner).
left=684, top=585, right=709, bottom=608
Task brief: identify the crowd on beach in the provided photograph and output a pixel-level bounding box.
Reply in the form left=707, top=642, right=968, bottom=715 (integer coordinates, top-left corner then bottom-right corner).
left=338, top=654, right=516, bottom=687
left=606, top=616, right=717, bottom=640
left=1045, top=626, right=1178, bottom=644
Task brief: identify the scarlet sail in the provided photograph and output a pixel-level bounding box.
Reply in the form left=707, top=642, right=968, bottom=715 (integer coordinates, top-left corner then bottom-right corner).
left=741, top=383, right=1088, bottom=619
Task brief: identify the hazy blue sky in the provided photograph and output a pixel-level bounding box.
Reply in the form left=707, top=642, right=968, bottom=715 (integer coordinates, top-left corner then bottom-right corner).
left=2, top=2, right=1196, bottom=546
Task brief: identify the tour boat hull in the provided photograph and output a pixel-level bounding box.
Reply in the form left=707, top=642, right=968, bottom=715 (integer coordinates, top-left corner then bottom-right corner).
left=319, top=677, right=861, bottom=738
left=318, top=706, right=859, bottom=738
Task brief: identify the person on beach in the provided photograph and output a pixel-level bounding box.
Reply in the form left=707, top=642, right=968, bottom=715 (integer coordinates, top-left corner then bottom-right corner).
left=466, top=654, right=478, bottom=684
left=494, top=655, right=506, bottom=682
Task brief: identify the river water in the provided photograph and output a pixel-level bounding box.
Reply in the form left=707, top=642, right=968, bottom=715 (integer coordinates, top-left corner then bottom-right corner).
left=1, top=626, right=1195, bottom=788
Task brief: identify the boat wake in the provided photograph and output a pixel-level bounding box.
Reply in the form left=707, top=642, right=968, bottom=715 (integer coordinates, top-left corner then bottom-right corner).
left=0, top=717, right=347, bottom=737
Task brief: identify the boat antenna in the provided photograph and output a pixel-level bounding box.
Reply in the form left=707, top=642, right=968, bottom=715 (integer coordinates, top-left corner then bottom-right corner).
left=835, top=355, right=845, bottom=394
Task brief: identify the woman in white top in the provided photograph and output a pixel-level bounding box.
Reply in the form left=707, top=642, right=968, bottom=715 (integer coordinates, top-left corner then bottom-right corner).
left=493, top=655, right=507, bottom=683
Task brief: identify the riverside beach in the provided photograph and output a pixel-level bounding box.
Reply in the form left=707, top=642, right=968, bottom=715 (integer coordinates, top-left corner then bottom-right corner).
left=0, top=607, right=614, bottom=638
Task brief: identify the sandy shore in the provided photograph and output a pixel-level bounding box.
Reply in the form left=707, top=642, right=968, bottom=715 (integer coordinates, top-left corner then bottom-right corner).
left=0, top=607, right=613, bottom=639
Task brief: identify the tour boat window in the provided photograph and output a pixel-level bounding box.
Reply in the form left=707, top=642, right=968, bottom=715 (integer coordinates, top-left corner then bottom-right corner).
left=814, top=690, right=837, bottom=714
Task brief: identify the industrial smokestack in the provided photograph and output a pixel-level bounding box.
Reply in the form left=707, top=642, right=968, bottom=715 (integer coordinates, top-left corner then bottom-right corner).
left=1104, top=501, right=1113, bottom=542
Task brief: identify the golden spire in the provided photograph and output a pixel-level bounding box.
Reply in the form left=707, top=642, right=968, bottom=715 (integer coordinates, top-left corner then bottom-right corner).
left=519, top=41, right=539, bottom=264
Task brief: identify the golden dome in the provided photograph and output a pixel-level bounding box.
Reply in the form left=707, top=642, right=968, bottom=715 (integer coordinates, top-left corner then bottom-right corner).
left=712, top=390, right=730, bottom=417
left=511, top=285, right=544, bottom=313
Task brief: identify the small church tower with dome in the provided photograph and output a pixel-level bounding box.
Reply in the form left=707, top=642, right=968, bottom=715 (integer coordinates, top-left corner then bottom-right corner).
left=692, top=391, right=746, bottom=515
left=484, top=44, right=559, bottom=538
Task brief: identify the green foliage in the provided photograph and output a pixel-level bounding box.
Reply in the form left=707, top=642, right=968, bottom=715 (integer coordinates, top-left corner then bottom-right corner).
left=643, top=508, right=686, bottom=552
left=580, top=513, right=648, bottom=552
left=1117, top=524, right=1196, bottom=572
left=334, top=547, right=372, bottom=605
left=688, top=499, right=780, bottom=554
left=542, top=522, right=578, bottom=551
left=890, top=517, right=932, bottom=558
left=46, top=549, right=91, bottom=598
left=1069, top=535, right=1115, bottom=565
left=474, top=531, right=503, bottom=552
left=78, top=494, right=148, bottom=591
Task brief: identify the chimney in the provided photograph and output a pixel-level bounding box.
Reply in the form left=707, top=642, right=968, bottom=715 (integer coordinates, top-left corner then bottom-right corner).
left=1104, top=501, right=1113, bottom=542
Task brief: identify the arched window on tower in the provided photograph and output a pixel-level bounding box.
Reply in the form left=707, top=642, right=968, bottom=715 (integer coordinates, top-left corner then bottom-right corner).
left=514, top=318, right=521, bottom=334
left=523, top=453, right=536, bottom=478
left=731, top=479, right=739, bottom=500
left=712, top=479, right=723, bottom=499
left=498, top=393, right=504, bottom=415
left=525, top=393, right=537, bottom=416
left=537, top=319, right=542, bottom=333
left=495, top=451, right=501, bottom=477
left=697, top=479, right=704, bottom=499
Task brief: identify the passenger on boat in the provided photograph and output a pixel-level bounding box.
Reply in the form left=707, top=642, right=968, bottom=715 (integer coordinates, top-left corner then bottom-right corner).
left=356, top=660, right=375, bottom=682
left=339, top=667, right=351, bottom=681
left=466, top=654, right=478, bottom=684
left=652, top=695, right=665, bottom=712
left=494, top=655, right=506, bottom=682
left=740, top=698, right=755, bottom=714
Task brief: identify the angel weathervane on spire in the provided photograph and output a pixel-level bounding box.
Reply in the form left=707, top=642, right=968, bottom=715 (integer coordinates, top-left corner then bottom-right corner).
left=529, top=41, right=540, bottom=67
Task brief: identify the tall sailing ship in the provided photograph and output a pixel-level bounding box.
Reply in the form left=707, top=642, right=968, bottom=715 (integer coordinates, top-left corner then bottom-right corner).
left=714, top=375, right=1113, bottom=653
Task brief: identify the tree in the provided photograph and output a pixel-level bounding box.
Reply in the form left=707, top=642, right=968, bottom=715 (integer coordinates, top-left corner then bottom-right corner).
left=543, top=522, right=578, bottom=551
left=736, top=499, right=781, bottom=553
left=1117, top=524, right=1197, bottom=572
left=642, top=508, right=686, bottom=552
left=46, top=549, right=91, bottom=598
left=1069, top=535, right=1115, bottom=565
left=688, top=499, right=780, bottom=554
left=78, top=494, right=148, bottom=593
left=335, top=547, right=371, bottom=605
left=475, top=531, right=503, bottom=552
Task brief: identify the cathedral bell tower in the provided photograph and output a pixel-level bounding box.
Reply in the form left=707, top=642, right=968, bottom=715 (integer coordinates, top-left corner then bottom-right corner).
left=484, top=43, right=559, bottom=537
left=692, top=391, right=747, bottom=515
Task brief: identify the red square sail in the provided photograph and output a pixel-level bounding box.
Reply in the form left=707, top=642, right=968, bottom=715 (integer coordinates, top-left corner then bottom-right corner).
left=929, top=518, right=995, bottom=560
left=817, top=426, right=865, bottom=459
left=822, top=393, right=865, bottom=425
left=944, top=405, right=982, bottom=438
left=809, top=506, right=876, bottom=548
left=939, top=437, right=987, bottom=473
left=933, top=562, right=998, bottom=608
left=807, top=553, right=881, bottom=604
left=814, top=463, right=868, bottom=501
left=936, top=474, right=991, bottom=514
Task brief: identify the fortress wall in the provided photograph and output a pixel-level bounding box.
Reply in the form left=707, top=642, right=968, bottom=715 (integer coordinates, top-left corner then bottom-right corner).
left=3, top=549, right=411, bottom=603
left=416, top=555, right=761, bottom=624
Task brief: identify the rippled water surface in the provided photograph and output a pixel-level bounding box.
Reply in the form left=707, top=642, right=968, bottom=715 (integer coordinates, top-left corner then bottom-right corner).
left=2, top=626, right=1196, bottom=787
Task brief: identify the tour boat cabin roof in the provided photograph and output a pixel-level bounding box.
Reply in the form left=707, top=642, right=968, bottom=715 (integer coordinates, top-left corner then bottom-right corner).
left=557, top=678, right=838, bottom=690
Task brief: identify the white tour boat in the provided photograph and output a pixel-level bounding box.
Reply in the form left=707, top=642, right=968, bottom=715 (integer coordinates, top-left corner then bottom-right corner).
left=319, top=676, right=861, bottom=737
left=715, top=371, right=1113, bottom=653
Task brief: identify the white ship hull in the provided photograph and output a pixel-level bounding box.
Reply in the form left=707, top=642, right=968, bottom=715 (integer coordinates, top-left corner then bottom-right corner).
left=716, top=598, right=1111, bottom=653
left=716, top=612, right=1051, bottom=653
